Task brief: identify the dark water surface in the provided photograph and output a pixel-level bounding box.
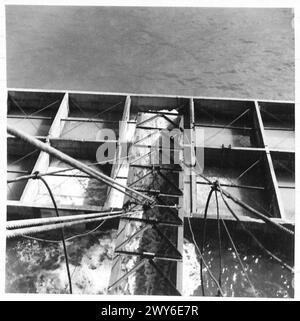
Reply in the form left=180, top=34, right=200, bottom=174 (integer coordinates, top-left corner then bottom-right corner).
left=6, top=6, right=294, bottom=100
left=6, top=6, right=294, bottom=296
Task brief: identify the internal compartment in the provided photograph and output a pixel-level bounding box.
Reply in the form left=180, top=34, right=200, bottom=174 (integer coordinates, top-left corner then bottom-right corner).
left=34, top=143, right=113, bottom=208
left=196, top=148, right=279, bottom=219
left=129, top=96, right=186, bottom=168
left=7, top=91, right=64, bottom=137
left=129, top=96, right=188, bottom=126
left=193, top=99, right=260, bottom=148
left=60, top=93, right=126, bottom=140
left=7, top=146, right=39, bottom=200
left=259, top=101, right=295, bottom=151
left=271, top=152, right=295, bottom=222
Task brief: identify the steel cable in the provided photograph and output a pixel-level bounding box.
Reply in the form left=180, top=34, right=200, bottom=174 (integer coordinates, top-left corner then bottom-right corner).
left=220, top=215, right=258, bottom=297
left=200, top=187, right=215, bottom=296
left=215, top=189, right=223, bottom=296
left=187, top=216, right=224, bottom=296
left=219, top=188, right=294, bottom=272
left=34, top=173, right=73, bottom=294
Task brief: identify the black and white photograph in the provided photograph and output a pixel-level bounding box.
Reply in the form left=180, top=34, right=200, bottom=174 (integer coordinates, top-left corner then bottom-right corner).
left=2, top=2, right=297, bottom=300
